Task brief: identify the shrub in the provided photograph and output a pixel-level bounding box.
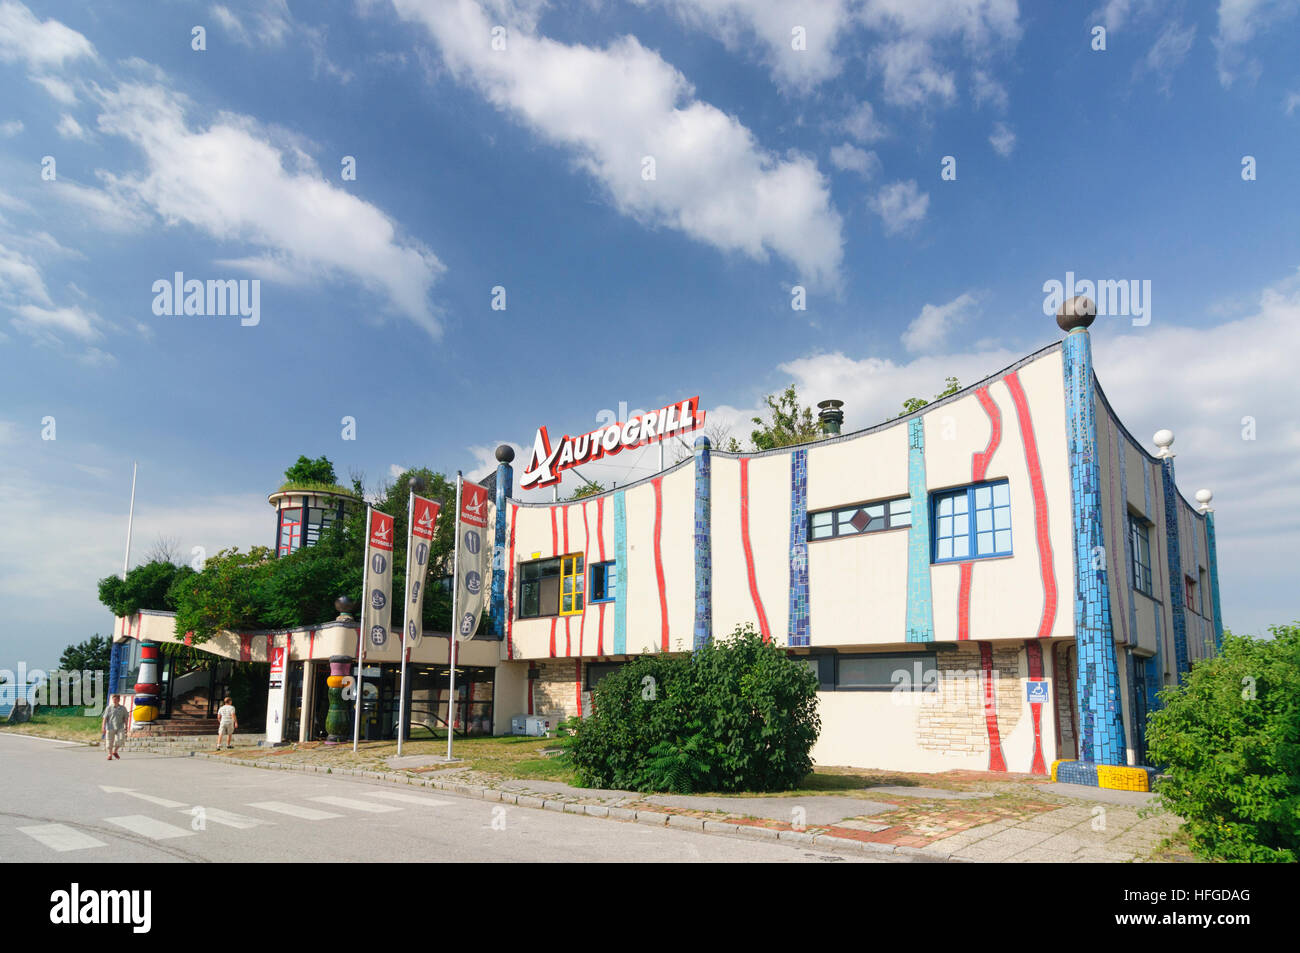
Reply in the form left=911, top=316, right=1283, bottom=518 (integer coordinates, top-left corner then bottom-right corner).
left=1145, top=623, right=1300, bottom=862
left=567, top=624, right=821, bottom=793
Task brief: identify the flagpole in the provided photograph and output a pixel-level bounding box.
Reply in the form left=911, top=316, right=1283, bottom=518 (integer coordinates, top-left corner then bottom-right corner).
left=397, top=491, right=414, bottom=756
left=446, top=473, right=463, bottom=761
left=353, top=505, right=372, bottom=753
left=122, top=461, right=138, bottom=578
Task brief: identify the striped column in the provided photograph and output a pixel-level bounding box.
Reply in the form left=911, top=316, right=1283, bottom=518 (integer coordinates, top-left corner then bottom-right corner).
left=1160, top=458, right=1190, bottom=679
left=905, top=418, right=934, bottom=642
left=1062, top=326, right=1127, bottom=765
left=693, top=436, right=712, bottom=651
left=107, top=638, right=124, bottom=697
left=1205, top=510, right=1224, bottom=651
left=613, top=490, right=628, bottom=655
left=788, top=449, right=810, bottom=647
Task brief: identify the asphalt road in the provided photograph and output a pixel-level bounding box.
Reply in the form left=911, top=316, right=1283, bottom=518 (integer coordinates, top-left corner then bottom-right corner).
left=0, top=733, right=903, bottom=863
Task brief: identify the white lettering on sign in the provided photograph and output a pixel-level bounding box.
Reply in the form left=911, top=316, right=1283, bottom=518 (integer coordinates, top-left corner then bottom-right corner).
left=520, top=397, right=706, bottom=490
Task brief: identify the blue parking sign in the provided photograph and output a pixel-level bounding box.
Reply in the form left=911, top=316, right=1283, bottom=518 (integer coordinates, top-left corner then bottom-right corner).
left=1026, top=680, right=1049, bottom=705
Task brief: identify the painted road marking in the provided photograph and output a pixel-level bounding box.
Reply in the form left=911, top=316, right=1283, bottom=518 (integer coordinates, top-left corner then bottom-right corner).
left=181, top=807, right=268, bottom=830
left=355, top=791, right=454, bottom=807
left=100, top=785, right=187, bottom=808
left=309, top=796, right=402, bottom=813
left=104, top=814, right=197, bottom=840
left=16, top=824, right=106, bottom=852
left=248, top=800, right=343, bottom=820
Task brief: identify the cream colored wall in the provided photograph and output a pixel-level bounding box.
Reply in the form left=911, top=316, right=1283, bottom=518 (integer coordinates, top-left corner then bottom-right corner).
left=710, top=456, right=756, bottom=637
left=659, top=463, right=696, bottom=654
left=744, top=452, right=793, bottom=645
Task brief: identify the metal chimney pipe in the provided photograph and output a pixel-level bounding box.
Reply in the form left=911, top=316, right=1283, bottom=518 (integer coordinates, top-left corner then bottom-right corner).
left=817, top=399, right=844, bottom=436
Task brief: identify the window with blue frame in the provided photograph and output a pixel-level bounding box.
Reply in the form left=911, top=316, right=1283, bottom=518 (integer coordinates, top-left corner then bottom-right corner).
left=589, top=560, right=617, bottom=603
left=931, top=480, right=1012, bottom=562
left=1129, top=515, right=1153, bottom=595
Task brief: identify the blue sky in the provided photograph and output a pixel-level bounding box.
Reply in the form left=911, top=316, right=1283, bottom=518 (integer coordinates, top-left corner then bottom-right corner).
left=1, top=0, right=1298, bottom=669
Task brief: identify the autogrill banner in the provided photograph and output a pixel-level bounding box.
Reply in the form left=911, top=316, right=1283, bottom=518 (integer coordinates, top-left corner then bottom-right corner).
left=362, top=508, right=396, bottom=649
left=404, top=495, right=441, bottom=647
left=454, top=478, right=489, bottom=641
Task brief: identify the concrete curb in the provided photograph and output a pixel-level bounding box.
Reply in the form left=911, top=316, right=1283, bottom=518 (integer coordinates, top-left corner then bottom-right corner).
left=184, top=750, right=949, bottom=861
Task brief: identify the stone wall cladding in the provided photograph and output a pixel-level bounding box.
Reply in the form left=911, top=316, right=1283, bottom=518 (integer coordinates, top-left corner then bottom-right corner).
left=917, top=644, right=1023, bottom=757
left=531, top=659, right=581, bottom=726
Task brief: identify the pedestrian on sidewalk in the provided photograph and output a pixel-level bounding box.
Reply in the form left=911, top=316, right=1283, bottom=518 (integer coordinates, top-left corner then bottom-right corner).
left=217, top=696, right=238, bottom=749
left=101, top=695, right=128, bottom=760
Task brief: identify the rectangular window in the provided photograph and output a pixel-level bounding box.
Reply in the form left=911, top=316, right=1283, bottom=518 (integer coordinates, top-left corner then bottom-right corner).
left=1130, top=516, right=1153, bottom=595
left=1185, top=575, right=1196, bottom=613
left=278, top=508, right=302, bottom=556
left=932, top=481, right=1011, bottom=563
left=303, top=506, right=336, bottom=547
left=834, top=653, right=937, bottom=692
left=560, top=555, right=584, bottom=615
left=589, top=561, right=617, bottom=603
left=808, top=495, right=912, bottom=542
left=585, top=661, right=626, bottom=692
left=519, top=557, right=561, bottom=619
left=1198, top=568, right=1208, bottom=616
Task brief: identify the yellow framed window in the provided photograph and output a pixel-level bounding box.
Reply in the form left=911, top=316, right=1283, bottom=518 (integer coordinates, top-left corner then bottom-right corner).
left=560, top=554, right=585, bottom=615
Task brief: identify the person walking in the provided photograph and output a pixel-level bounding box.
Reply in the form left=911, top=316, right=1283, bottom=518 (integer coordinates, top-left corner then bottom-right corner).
left=216, top=696, right=238, bottom=749
left=101, top=695, right=128, bottom=761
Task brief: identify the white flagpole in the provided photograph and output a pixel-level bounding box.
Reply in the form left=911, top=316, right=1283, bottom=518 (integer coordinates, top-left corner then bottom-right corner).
left=353, top=505, right=372, bottom=753
left=446, top=473, right=463, bottom=761
left=122, top=461, right=138, bottom=578
left=397, top=491, right=414, bottom=756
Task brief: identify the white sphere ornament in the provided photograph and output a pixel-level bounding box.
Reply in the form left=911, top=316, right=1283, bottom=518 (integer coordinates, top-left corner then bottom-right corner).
left=1153, top=429, right=1175, bottom=455
left=1195, top=489, right=1213, bottom=512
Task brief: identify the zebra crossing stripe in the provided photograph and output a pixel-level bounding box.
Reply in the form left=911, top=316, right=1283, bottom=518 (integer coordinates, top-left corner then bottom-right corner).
left=17, top=824, right=106, bottom=852
left=309, top=795, right=402, bottom=813
left=182, top=807, right=268, bottom=830
left=248, top=800, right=343, bottom=820
left=355, top=791, right=453, bottom=807
left=104, top=814, right=196, bottom=840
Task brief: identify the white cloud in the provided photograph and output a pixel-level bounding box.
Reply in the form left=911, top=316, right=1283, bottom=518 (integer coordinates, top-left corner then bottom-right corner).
left=972, top=68, right=1007, bottom=110
left=392, top=0, right=844, bottom=287
left=869, top=179, right=928, bottom=235
left=0, top=119, right=22, bottom=137
left=901, top=291, right=980, bottom=353
left=1137, top=19, right=1196, bottom=93
left=56, top=112, right=90, bottom=140
left=873, top=38, right=955, bottom=107
left=1214, top=0, right=1299, bottom=87
left=634, top=0, right=854, bottom=92
left=841, top=100, right=888, bottom=143
left=0, top=241, right=52, bottom=306
left=1284, top=90, right=1300, bottom=115
left=0, top=1, right=95, bottom=69
left=210, top=1, right=293, bottom=47
left=49, top=176, right=154, bottom=232
left=10, top=302, right=103, bottom=343
left=30, top=73, right=78, bottom=104
left=988, top=120, right=1016, bottom=156
left=829, top=142, right=881, bottom=178
left=81, top=81, right=446, bottom=335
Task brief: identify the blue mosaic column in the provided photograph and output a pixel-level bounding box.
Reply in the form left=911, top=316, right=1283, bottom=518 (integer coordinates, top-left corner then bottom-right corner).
left=1160, top=458, right=1190, bottom=679
left=788, top=449, right=810, bottom=647
left=491, top=449, right=514, bottom=640
left=693, top=436, right=712, bottom=651
left=1205, top=510, right=1224, bottom=651
left=1062, top=324, right=1127, bottom=765
left=107, top=638, right=124, bottom=697
left=613, top=490, right=628, bottom=654
left=905, top=418, right=934, bottom=642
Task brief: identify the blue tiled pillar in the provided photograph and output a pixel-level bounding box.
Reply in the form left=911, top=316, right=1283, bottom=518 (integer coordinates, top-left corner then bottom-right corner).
left=614, top=490, right=628, bottom=655
left=1063, top=329, right=1127, bottom=765
left=905, top=418, right=934, bottom=642
left=1205, top=511, right=1224, bottom=651
left=693, top=437, right=712, bottom=651
left=788, top=449, right=810, bottom=647
left=491, top=459, right=513, bottom=640
left=1160, top=459, right=1190, bottom=680
left=107, top=638, right=124, bottom=697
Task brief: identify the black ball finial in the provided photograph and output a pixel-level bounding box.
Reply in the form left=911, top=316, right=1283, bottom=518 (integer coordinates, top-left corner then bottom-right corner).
left=1057, top=295, right=1096, bottom=333
left=495, top=444, right=515, bottom=463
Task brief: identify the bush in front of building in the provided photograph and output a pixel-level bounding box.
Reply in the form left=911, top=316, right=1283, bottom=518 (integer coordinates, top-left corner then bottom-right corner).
left=568, top=624, right=821, bottom=793
left=1145, top=623, right=1300, bottom=863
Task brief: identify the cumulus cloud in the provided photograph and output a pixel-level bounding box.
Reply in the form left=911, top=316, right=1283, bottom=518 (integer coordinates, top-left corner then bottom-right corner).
left=829, top=142, right=881, bottom=178
left=1136, top=19, right=1196, bottom=93
left=901, top=291, right=981, bottom=353
left=210, top=1, right=293, bottom=47
left=1214, top=0, right=1299, bottom=87
left=988, top=120, right=1015, bottom=156
left=0, top=0, right=95, bottom=69
left=56, top=112, right=90, bottom=140
left=0, top=119, right=22, bottom=136
left=841, top=100, right=888, bottom=143
left=869, top=179, right=928, bottom=235
left=392, top=0, right=844, bottom=287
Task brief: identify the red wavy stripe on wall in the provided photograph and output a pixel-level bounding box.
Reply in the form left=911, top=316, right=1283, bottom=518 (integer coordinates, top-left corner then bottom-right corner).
left=653, top=477, right=668, bottom=652
left=506, top=504, right=518, bottom=660
left=1026, top=641, right=1047, bottom=774
left=575, top=658, right=583, bottom=717
left=551, top=507, right=558, bottom=556
left=973, top=386, right=1002, bottom=481
left=979, top=641, right=1008, bottom=771
left=549, top=618, right=556, bottom=658
left=580, top=502, right=589, bottom=658
left=739, top=458, right=772, bottom=642
left=1005, top=371, right=1058, bottom=639
left=957, top=562, right=973, bottom=640
left=239, top=634, right=251, bottom=662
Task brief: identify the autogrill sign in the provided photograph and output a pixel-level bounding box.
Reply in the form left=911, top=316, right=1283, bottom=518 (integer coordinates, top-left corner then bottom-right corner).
left=520, top=397, right=706, bottom=490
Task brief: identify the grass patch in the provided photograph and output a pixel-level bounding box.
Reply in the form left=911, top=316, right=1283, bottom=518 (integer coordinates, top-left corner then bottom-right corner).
left=0, top=710, right=101, bottom=743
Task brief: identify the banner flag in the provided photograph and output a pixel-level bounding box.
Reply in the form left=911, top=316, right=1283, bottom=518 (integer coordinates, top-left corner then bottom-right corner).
left=404, top=495, right=441, bottom=647
left=454, top=477, right=489, bottom=641
left=362, top=510, right=396, bottom=650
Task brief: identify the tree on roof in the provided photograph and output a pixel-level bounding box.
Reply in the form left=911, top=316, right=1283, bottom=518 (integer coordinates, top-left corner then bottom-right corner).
left=898, top=377, right=961, bottom=417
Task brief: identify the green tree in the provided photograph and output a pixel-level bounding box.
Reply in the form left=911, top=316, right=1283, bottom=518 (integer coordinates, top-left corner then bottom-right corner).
left=568, top=481, right=606, bottom=500
left=58, top=634, right=111, bottom=673
left=750, top=385, right=822, bottom=451
left=98, top=560, right=194, bottom=617
left=898, top=376, right=961, bottom=417
left=283, top=454, right=338, bottom=487
left=1145, top=624, right=1300, bottom=862
left=166, top=547, right=274, bottom=643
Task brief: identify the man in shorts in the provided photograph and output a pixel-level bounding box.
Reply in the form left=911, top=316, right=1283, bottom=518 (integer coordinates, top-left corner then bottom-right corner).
left=101, top=695, right=128, bottom=760
left=217, top=696, right=237, bottom=749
